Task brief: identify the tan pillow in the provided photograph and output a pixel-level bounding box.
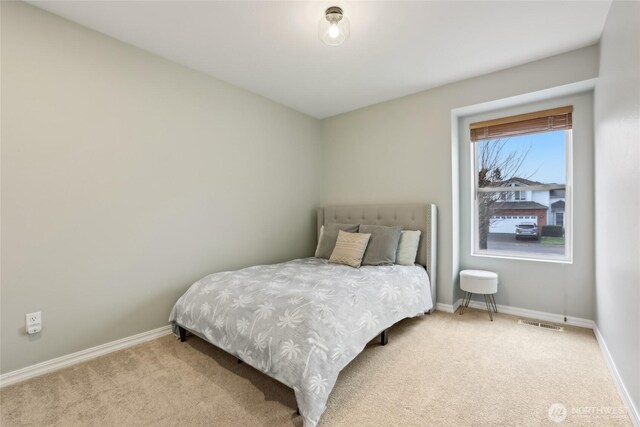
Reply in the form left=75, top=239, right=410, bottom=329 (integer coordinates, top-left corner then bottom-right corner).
left=315, top=223, right=359, bottom=259
left=329, top=230, right=371, bottom=268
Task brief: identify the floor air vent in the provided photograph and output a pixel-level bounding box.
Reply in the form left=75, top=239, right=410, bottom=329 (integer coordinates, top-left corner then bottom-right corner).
left=518, top=319, right=563, bottom=331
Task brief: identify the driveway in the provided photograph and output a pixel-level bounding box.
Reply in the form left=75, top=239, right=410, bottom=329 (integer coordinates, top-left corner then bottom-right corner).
left=487, top=233, right=566, bottom=256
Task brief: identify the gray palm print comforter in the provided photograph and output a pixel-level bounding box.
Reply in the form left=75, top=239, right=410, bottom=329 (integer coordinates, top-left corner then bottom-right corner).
left=169, top=257, right=433, bottom=426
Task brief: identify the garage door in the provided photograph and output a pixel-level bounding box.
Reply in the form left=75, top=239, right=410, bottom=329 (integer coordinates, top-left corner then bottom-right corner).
left=489, top=215, right=538, bottom=233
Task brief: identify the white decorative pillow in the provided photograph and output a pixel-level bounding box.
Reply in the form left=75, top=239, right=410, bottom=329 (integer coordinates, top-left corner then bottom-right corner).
left=329, top=230, right=371, bottom=268
left=315, top=225, right=324, bottom=256
left=395, top=230, right=421, bottom=265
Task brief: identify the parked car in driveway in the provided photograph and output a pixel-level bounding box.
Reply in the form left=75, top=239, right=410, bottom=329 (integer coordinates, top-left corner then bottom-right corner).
left=515, top=222, right=539, bottom=240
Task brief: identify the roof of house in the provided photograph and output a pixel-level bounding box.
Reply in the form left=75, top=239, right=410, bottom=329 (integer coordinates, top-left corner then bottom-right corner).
left=551, top=200, right=565, bottom=209
left=499, top=177, right=544, bottom=186
left=492, top=201, right=548, bottom=210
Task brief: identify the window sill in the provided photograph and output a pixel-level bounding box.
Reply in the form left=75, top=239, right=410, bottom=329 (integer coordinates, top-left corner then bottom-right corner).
left=471, top=251, right=573, bottom=264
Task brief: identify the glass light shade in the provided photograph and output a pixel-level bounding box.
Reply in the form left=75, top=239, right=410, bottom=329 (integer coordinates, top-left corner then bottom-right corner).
left=318, top=7, right=350, bottom=46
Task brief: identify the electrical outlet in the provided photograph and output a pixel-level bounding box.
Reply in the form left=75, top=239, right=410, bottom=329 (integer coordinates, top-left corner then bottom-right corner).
left=26, top=312, right=42, bottom=334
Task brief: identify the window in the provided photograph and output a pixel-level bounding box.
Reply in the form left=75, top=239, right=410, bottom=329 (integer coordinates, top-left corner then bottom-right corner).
left=470, top=106, right=572, bottom=262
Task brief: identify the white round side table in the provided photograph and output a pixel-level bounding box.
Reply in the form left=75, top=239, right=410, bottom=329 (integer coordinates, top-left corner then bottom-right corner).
left=459, top=269, right=498, bottom=321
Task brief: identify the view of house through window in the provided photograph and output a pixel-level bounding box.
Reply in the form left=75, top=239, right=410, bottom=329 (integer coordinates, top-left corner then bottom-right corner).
left=471, top=107, right=572, bottom=261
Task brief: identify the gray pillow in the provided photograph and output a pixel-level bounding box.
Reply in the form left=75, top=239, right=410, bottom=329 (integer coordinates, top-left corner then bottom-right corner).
left=359, top=224, right=403, bottom=265
left=315, top=223, right=359, bottom=259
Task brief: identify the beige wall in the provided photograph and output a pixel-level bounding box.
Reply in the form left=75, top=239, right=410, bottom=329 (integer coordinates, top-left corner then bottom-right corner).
left=321, top=45, right=599, bottom=307
left=1, top=2, right=321, bottom=373
left=594, top=1, right=640, bottom=417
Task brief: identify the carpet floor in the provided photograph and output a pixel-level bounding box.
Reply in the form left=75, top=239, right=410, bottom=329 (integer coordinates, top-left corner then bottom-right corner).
left=0, top=309, right=631, bottom=426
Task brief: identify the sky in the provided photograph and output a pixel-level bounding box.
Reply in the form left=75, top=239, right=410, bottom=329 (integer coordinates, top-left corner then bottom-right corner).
left=477, top=130, right=567, bottom=184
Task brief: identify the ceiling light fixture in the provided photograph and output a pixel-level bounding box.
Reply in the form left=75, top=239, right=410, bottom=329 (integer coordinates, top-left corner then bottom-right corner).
left=318, top=6, right=349, bottom=46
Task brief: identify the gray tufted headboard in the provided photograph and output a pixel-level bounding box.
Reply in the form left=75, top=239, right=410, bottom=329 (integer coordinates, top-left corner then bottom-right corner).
left=317, top=204, right=437, bottom=306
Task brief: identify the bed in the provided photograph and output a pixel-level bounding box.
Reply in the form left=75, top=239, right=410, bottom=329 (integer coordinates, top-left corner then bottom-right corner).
left=169, top=204, right=437, bottom=426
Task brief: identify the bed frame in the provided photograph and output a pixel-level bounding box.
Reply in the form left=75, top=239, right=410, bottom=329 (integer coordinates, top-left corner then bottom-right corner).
left=179, top=322, right=390, bottom=345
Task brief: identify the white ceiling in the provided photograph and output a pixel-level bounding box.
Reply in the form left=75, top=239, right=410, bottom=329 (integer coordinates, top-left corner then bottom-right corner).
left=29, top=1, right=611, bottom=119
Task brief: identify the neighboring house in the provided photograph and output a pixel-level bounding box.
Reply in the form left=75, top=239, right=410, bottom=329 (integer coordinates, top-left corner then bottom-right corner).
left=549, top=189, right=566, bottom=227
left=489, top=177, right=565, bottom=234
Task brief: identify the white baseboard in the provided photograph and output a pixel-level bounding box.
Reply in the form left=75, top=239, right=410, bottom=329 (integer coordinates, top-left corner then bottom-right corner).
left=450, top=298, right=595, bottom=329
left=0, top=325, right=173, bottom=388
left=593, top=325, right=640, bottom=427
left=435, top=298, right=463, bottom=314
left=435, top=302, right=456, bottom=313
left=436, top=298, right=594, bottom=328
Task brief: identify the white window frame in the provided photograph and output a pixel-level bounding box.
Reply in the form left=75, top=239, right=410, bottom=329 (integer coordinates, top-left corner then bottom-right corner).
left=470, top=130, right=573, bottom=264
